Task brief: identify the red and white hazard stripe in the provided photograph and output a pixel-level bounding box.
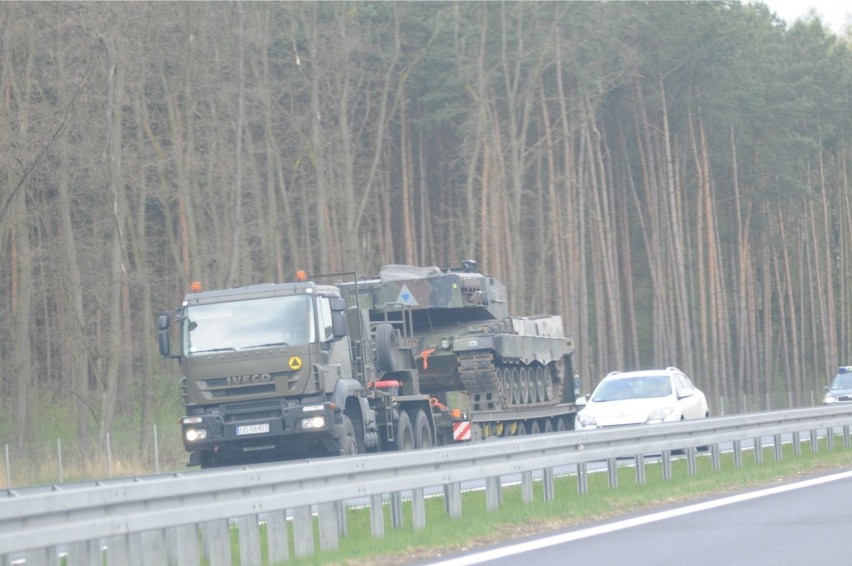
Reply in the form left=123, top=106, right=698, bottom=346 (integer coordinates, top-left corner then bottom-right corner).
left=452, top=420, right=471, bottom=441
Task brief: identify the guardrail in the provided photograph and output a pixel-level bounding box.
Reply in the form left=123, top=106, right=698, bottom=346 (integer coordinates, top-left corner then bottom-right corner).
left=3, top=404, right=852, bottom=565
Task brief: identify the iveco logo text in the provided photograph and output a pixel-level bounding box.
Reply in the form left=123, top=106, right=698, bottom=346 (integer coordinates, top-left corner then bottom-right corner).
left=227, top=373, right=272, bottom=386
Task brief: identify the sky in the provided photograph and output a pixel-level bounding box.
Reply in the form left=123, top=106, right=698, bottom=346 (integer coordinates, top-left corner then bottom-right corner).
left=756, top=0, right=851, bottom=35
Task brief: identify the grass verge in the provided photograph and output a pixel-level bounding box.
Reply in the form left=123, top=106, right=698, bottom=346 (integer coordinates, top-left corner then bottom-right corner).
left=273, top=438, right=852, bottom=565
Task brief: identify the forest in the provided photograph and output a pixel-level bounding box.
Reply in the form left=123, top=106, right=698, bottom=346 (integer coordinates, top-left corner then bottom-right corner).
left=0, top=1, right=850, bottom=449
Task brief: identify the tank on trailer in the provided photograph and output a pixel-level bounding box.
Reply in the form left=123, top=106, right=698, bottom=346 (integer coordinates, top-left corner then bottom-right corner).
left=336, top=261, right=574, bottom=412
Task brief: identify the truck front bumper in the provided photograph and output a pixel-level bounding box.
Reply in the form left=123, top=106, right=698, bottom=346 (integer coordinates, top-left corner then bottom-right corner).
left=181, top=402, right=341, bottom=461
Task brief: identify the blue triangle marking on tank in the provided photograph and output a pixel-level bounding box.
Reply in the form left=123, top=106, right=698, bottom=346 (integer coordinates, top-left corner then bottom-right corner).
left=397, top=284, right=419, bottom=306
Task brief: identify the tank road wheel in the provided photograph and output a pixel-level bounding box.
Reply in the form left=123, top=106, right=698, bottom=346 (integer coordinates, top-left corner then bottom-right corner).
left=413, top=409, right=433, bottom=449
left=529, top=366, right=540, bottom=403
left=529, top=420, right=541, bottom=435
left=535, top=366, right=547, bottom=402
left=376, top=323, right=401, bottom=372
left=555, top=417, right=567, bottom=432
left=544, top=364, right=555, bottom=401
left=543, top=418, right=554, bottom=433
left=499, top=367, right=513, bottom=408
left=511, top=367, right=521, bottom=405
left=396, top=410, right=415, bottom=451
left=515, top=421, right=527, bottom=436
left=519, top=367, right=530, bottom=405
left=340, top=415, right=359, bottom=456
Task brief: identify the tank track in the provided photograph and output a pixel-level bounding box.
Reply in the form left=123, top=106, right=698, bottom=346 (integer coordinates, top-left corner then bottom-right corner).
left=458, top=352, right=564, bottom=412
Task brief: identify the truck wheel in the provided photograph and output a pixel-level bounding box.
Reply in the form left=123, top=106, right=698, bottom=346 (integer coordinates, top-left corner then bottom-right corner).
left=376, top=323, right=401, bottom=372
left=413, top=409, right=433, bottom=449
left=395, top=411, right=415, bottom=451
left=341, top=415, right=359, bottom=455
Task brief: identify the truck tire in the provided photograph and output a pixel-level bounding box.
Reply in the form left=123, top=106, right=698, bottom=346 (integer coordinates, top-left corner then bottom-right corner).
left=395, top=410, right=415, bottom=451
left=413, top=409, right=433, bottom=449
left=340, top=415, right=359, bottom=455
left=376, top=323, right=401, bottom=372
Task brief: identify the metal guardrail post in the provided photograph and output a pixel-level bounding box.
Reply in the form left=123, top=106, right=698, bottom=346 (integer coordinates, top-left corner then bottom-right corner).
left=687, top=447, right=697, bottom=476
left=792, top=431, right=801, bottom=455
left=635, top=454, right=646, bottom=485
left=827, top=428, right=835, bottom=451
left=318, top=502, right=339, bottom=551
left=237, top=515, right=262, bottom=566
left=711, top=444, right=721, bottom=471
left=204, top=519, right=231, bottom=566
left=543, top=468, right=555, bottom=502
left=446, top=482, right=462, bottom=519
left=293, top=506, right=315, bottom=556
left=577, top=462, right=588, bottom=494
left=774, top=435, right=783, bottom=461
left=522, top=471, right=533, bottom=503
left=412, top=488, right=426, bottom=530
left=607, top=458, right=618, bottom=488
left=173, top=524, right=202, bottom=565
left=733, top=439, right=742, bottom=467
left=267, top=510, right=289, bottom=563
left=810, top=429, right=819, bottom=453
left=844, top=425, right=851, bottom=449
left=662, top=451, right=672, bottom=480
left=369, top=494, right=385, bottom=539
left=337, top=501, right=348, bottom=537
left=486, top=477, right=501, bottom=511
left=753, top=437, right=763, bottom=464
left=391, top=492, right=403, bottom=529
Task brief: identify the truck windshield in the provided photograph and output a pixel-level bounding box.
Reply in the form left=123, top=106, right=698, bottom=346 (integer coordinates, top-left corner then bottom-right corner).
left=184, top=295, right=315, bottom=354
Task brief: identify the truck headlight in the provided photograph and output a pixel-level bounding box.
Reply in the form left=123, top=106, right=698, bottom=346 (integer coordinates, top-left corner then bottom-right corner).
left=824, top=395, right=838, bottom=404
left=185, top=428, right=208, bottom=442
left=301, top=416, right=326, bottom=429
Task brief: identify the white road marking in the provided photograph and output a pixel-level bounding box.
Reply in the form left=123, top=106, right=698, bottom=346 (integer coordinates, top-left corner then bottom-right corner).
left=427, top=469, right=852, bottom=566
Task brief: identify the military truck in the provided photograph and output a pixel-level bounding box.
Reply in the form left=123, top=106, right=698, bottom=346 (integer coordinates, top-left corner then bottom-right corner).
left=157, top=261, right=578, bottom=467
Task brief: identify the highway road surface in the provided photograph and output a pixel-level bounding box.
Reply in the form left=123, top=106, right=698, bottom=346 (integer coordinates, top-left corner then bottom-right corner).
left=420, top=469, right=852, bottom=566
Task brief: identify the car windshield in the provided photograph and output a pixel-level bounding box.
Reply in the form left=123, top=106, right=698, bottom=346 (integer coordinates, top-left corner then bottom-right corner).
left=830, top=373, right=852, bottom=390
left=184, top=295, right=315, bottom=354
left=591, top=375, right=672, bottom=402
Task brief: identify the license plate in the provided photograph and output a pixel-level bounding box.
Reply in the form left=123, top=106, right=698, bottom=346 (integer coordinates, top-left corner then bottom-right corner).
left=236, top=423, right=270, bottom=436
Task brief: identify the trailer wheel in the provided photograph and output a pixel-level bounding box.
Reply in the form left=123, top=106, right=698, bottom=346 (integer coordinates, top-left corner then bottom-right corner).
left=413, top=409, right=433, bottom=449
left=396, top=411, right=415, bottom=450
left=376, top=323, right=401, bottom=372
left=340, top=415, right=359, bottom=455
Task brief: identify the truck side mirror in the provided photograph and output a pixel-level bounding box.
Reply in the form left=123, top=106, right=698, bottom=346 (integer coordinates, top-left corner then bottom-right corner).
left=331, top=312, right=348, bottom=339
left=329, top=297, right=346, bottom=312
left=157, top=314, right=171, bottom=357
